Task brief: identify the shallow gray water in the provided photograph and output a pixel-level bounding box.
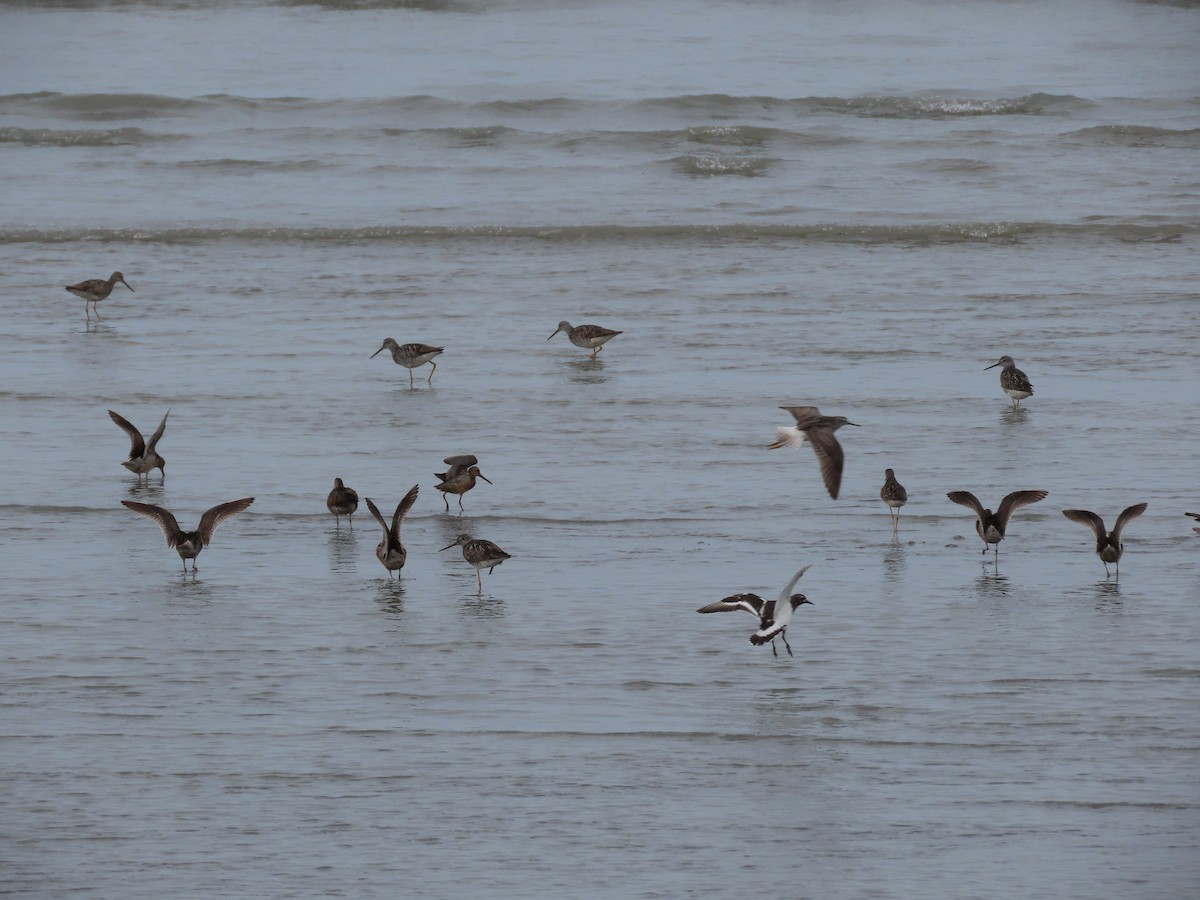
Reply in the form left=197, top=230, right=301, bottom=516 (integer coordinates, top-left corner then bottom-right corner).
left=2, top=1, right=1199, bottom=897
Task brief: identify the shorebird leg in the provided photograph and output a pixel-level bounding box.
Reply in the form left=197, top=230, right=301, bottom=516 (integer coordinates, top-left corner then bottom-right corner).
left=347, top=514, right=353, bottom=531
left=427, top=361, right=437, bottom=383
left=476, top=570, right=483, bottom=592
left=782, top=634, right=794, bottom=657
left=408, top=368, right=415, bottom=387
left=443, top=493, right=450, bottom=512
left=457, top=495, right=465, bottom=513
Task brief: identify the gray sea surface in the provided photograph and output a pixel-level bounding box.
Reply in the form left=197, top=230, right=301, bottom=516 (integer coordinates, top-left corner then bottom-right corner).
left=2, top=1, right=1199, bottom=897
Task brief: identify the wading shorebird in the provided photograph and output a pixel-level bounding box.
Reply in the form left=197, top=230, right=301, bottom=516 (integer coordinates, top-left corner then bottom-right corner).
left=66, top=271, right=133, bottom=322
left=108, top=409, right=169, bottom=482
left=326, top=477, right=359, bottom=531
left=697, top=566, right=813, bottom=658
left=880, top=468, right=908, bottom=532
left=370, top=338, right=444, bottom=386
left=434, top=454, right=492, bottom=512
left=547, top=320, right=622, bottom=358
left=121, top=497, right=254, bottom=573
left=946, top=489, right=1048, bottom=560
left=365, top=485, right=419, bottom=579
left=768, top=406, right=859, bottom=500
left=985, top=355, right=1034, bottom=409
left=1062, top=502, right=1148, bottom=578
left=440, top=533, right=511, bottom=591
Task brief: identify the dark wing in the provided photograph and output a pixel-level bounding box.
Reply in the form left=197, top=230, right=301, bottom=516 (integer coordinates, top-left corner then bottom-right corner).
left=946, top=491, right=985, bottom=517
left=440, top=455, right=478, bottom=482
left=1111, top=502, right=1148, bottom=541
left=145, top=409, right=169, bottom=454
left=66, top=278, right=104, bottom=293
left=121, top=500, right=181, bottom=547
left=390, top=484, right=420, bottom=539
left=696, top=593, right=765, bottom=616
left=995, top=490, right=1048, bottom=529
left=469, top=539, right=511, bottom=560
left=1185, top=512, right=1200, bottom=522
left=365, top=497, right=391, bottom=536
left=1006, top=368, right=1034, bottom=393
left=577, top=324, right=621, bottom=339
left=1062, top=509, right=1106, bottom=541
left=196, top=497, right=255, bottom=546
left=108, top=410, right=145, bottom=459
left=806, top=428, right=845, bottom=500
left=402, top=343, right=444, bottom=355
left=779, top=405, right=821, bottom=426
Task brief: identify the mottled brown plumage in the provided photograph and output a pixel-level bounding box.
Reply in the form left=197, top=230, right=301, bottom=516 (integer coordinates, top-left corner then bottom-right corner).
left=768, top=406, right=859, bottom=500
left=66, top=271, right=133, bottom=321
left=370, top=338, right=444, bottom=385
left=326, top=477, right=359, bottom=530
left=548, top=320, right=622, bottom=357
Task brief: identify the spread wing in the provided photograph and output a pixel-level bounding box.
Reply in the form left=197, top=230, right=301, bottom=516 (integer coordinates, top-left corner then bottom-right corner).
left=197, top=497, right=255, bottom=546
left=779, top=405, right=821, bottom=426
left=1112, top=502, right=1148, bottom=541
left=364, top=497, right=391, bottom=537
left=108, top=410, right=145, bottom=459
left=145, top=409, right=169, bottom=454
left=946, top=491, right=985, bottom=517
left=776, top=565, right=811, bottom=601
left=697, top=593, right=766, bottom=616
left=391, top=484, right=420, bottom=539
left=995, top=490, right=1048, bottom=528
left=1062, top=508, right=1105, bottom=541
left=439, top=455, right=478, bottom=482
left=806, top=428, right=845, bottom=500
left=121, top=500, right=181, bottom=547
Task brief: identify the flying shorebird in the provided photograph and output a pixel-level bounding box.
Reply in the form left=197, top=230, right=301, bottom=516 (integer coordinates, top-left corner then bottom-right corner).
left=1188, top=512, right=1200, bottom=534
left=108, top=409, right=169, bottom=482
left=696, top=566, right=813, bottom=657
left=440, top=533, right=511, bottom=591
left=370, top=338, right=444, bottom=385
left=364, top=485, right=419, bottom=579
left=946, top=489, right=1048, bottom=560
left=767, top=406, right=859, bottom=500
left=880, top=468, right=908, bottom=532
left=121, top=497, right=254, bottom=573
left=65, top=271, right=133, bottom=322
left=547, top=320, right=622, bottom=358
left=985, top=355, right=1034, bottom=409
left=1062, top=503, right=1148, bottom=578
left=434, top=454, right=492, bottom=512
left=326, top=477, right=359, bottom=531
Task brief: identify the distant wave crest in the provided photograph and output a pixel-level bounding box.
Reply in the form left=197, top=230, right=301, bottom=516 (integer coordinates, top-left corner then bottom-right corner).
left=0, top=90, right=1091, bottom=121
left=0, top=222, right=1190, bottom=246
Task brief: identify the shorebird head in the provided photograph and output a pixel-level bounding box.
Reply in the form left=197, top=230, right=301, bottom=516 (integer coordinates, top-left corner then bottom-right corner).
left=333, top=477, right=345, bottom=488
left=110, top=272, right=134, bottom=292
left=985, top=355, right=1015, bottom=371
left=370, top=338, right=399, bottom=359
left=790, top=593, right=813, bottom=607
left=884, top=468, right=895, bottom=478
left=468, top=466, right=492, bottom=485
left=440, top=534, right=473, bottom=551
left=547, top=321, right=572, bottom=340
left=830, top=416, right=859, bottom=430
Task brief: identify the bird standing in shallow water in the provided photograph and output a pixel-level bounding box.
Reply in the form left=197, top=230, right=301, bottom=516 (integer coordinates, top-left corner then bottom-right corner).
left=1062, top=503, right=1147, bottom=578
left=365, top=485, right=419, bottom=578
left=121, top=497, right=254, bottom=573
left=440, top=533, right=511, bottom=591
left=946, top=489, right=1048, bottom=560
left=326, top=477, right=359, bottom=531
left=547, top=320, right=622, bottom=358
left=434, top=454, right=492, bottom=512
left=768, top=406, right=859, bottom=500
left=985, top=355, right=1034, bottom=408
left=880, top=468, right=907, bottom=532
left=65, top=271, right=133, bottom=321
left=370, top=338, right=444, bottom=385
left=697, top=566, right=813, bottom=657
left=108, top=409, right=169, bottom=482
